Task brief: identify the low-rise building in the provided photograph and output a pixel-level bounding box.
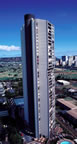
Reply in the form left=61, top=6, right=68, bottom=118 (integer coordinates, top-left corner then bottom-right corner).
left=57, top=99, right=75, bottom=110
left=57, top=80, right=70, bottom=86
left=57, top=98, right=77, bottom=126
left=8, top=97, right=24, bottom=120
left=66, top=108, right=77, bottom=125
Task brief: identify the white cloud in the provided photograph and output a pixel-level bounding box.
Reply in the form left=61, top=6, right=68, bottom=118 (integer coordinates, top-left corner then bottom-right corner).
left=0, top=45, right=20, bottom=51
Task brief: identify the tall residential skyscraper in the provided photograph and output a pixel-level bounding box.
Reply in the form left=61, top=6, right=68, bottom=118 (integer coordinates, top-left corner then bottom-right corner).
left=62, top=56, right=68, bottom=65
left=68, top=56, right=73, bottom=66
left=21, top=14, right=55, bottom=138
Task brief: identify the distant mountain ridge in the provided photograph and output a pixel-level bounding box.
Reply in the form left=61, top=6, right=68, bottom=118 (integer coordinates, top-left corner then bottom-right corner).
left=0, top=57, right=22, bottom=62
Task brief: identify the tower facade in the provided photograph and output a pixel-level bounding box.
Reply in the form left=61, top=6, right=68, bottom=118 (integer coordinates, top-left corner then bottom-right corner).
left=21, top=14, right=55, bottom=138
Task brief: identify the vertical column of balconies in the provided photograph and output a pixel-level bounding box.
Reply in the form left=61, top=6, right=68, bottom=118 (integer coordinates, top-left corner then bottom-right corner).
left=35, top=22, right=41, bottom=135
left=47, top=23, right=55, bottom=133
left=51, top=26, right=55, bottom=129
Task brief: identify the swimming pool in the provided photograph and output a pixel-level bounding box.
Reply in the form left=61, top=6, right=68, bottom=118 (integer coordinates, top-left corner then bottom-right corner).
left=61, top=141, right=72, bottom=144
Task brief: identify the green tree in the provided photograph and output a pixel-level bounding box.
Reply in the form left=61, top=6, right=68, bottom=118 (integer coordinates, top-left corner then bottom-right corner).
left=10, top=133, right=22, bottom=144
left=14, top=74, right=18, bottom=77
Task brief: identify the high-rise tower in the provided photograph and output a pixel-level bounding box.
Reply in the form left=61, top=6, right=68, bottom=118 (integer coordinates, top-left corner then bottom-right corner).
left=21, top=14, right=55, bottom=138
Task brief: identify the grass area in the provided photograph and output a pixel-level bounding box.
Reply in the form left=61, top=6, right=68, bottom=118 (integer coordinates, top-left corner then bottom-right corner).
left=0, top=71, right=22, bottom=81
left=0, top=61, right=22, bottom=81
left=72, top=83, right=77, bottom=87
left=64, top=97, right=73, bottom=101
left=64, top=97, right=77, bottom=106
left=64, top=69, right=71, bottom=72
left=70, top=74, right=77, bottom=79
left=64, top=69, right=77, bottom=72
left=56, top=74, right=77, bottom=80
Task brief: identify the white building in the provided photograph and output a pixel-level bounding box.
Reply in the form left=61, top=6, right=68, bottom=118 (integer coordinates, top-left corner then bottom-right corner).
left=74, top=56, right=77, bottom=67
left=68, top=56, right=73, bottom=66
left=57, top=80, right=70, bottom=86
left=62, top=56, right=68, bottom=66
left=21, top=14, right=55, bottom=138
left=0, top=83, right=5, bottom=97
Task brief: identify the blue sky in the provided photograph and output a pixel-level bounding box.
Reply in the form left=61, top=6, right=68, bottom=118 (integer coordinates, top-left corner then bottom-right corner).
left=0, top=0, right=77, bottom=57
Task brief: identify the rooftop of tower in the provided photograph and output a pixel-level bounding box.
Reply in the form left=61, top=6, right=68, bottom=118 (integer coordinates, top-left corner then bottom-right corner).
left=24, top=14, right=35, bottom=20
